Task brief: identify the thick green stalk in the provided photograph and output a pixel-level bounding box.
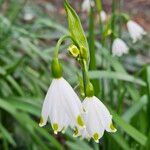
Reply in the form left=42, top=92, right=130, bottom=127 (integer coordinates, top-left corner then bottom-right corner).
left=81, top=60, right=89, bottom=97
left=88, top=7, right=100, bottom=96
left=109, top=0, right=117, bottom=106
left=95, top=0, right=106, bottom=98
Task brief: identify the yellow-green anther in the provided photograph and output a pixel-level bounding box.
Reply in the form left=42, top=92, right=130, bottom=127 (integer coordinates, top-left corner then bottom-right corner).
left=86, top=82, right=94, bottom=97
left=77, top=115, right=85, bottom=127
left=93, top=133, right=99, bottom=142
left=68, top=45, right=79, bottom=57
left=51, top=58, right=62, bottom=78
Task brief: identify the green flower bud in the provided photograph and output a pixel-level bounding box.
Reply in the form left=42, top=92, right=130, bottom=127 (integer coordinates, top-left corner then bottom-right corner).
left=51, top=58, right=62, bottom=78
left=80, top=46, right=88, bottom=60
left=68, top=45, right=79, bottom=57
left=86, top=82, right=94, bottom=97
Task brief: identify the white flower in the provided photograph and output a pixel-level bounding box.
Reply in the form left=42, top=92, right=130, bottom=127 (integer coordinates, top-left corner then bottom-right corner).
left=39, top=77, right=85, bottom=134
left=112, top=38, right=129, bottom=57
left=82, top=0, right=94, bottom=12
left=100, top=10, right=107, bottom=22
left=127, top=20, right=146, bottom=43
left=82, top=96, right=116, bottom=143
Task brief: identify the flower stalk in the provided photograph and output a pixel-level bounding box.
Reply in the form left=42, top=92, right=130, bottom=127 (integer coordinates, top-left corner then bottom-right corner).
left=88, top=6, right=100, bottom=96
left=54, top=35, right=71, bottom=58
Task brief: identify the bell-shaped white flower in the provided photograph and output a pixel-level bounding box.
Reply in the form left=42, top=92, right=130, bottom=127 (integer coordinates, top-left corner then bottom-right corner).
left=112, top=38, right=129, bottom=57
left=82, top=96, right=116, bottom=143
left=127, top=20, right=146, bottom=43
left=82, top=0, right=94, bottom=12
left=100, top=10, right=107, bottom=22
left=39, top=77, right=85, bottom=134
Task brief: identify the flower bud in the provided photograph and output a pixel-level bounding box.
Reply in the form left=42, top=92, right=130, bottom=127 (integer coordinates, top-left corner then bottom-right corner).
left=80, top=46, right=88, bottom=60
left=86, top=82, right=94, bottom=97
left=68, top=45, right=80, bottom=57
left=51, top=58, right=62, bottom=78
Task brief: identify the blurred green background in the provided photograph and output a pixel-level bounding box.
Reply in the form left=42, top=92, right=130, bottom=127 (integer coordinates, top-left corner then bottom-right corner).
left=0, top=0, right=150, bottom=150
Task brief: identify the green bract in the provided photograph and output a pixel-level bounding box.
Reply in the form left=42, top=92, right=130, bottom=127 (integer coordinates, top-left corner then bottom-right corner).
left=64, top=0, right=89, bottom=62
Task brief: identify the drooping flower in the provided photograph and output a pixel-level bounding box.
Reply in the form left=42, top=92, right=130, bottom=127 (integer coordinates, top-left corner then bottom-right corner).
left=82, top=0, right=94, bottom=12
left=127, top=20, right=146, bottom=43
left=100, top=10, right=107, bottom=22
left=112, top=38, right=129, bottom=57
left=39, top=59, right=85, bottom=134
left=82, top=96, right=117, bottom=143
left=73, top=82, right=117, bottom=143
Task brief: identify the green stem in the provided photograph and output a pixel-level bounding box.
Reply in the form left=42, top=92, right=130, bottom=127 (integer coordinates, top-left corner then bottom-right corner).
left=95, top=0, right=106, bottom=98
left=88, top=6, right=100, bottom=96
left=118, top=0, right=123, bottom=37
left=109, top=0, right=117, bottom=105
left=54, top=35, right=71, bottom=58
left=111, top=0, right=116, bottom=47
left=53, top=35, right=90, bottom=97
left=81, top=59, right=89, bottom=97
left=95, top=0, right=102, bottom=12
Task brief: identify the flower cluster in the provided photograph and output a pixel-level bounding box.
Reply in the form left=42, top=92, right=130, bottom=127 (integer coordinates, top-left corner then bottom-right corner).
left=112, top=20, right=146, bottom=57
left=39, top=59, right=116, bottom=143
left=39, top=0, right=147, bottom=143
left=81, top=0, right=146, bottom=57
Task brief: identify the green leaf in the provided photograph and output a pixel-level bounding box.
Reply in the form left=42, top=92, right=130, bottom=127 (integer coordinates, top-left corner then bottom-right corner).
left=111, top=133, right=131, bottom=150
left=122, top=95, right=147, bottom=122
left=0, top=123, right=16, bottom=147
left=37, top=18, right=68, bottom=34
left=0, top=98, right=64, bottom=150
left=4, top=56, right=24, bottom=75
left=6, top=75, right=24, bottom=95
left=64, top=0, right=89, bottom=60
left=110, top=109, right=147, bottom=146
left=66, top=140, right=93, bottom=150
left=89, top=70, right=146, bottom=86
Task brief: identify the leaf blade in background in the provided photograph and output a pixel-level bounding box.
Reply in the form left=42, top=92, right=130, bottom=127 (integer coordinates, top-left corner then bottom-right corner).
left=110, top=109, right=147, bottom=146
left=89, top=70, right=146, bottom=86
left=0, top=123, right=16, bottom=147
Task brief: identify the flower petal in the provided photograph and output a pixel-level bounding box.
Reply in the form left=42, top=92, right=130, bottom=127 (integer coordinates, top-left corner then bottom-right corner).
left=92, top=96, right=116, bottom=132
left=39, top=79, right=57, bottom=127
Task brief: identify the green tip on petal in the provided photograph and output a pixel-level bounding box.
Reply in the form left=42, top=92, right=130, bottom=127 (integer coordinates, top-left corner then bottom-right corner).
left=54, top=130, right=58, bottom=134
left=110, top=123, right=117, bottom=132
left=93, top=133, right=99, bottom=143
left=77, top=115, right=85, bottom=128
left=39, top=117, right=44, bottom=127
left=52, top=123, right=59, bottom=134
